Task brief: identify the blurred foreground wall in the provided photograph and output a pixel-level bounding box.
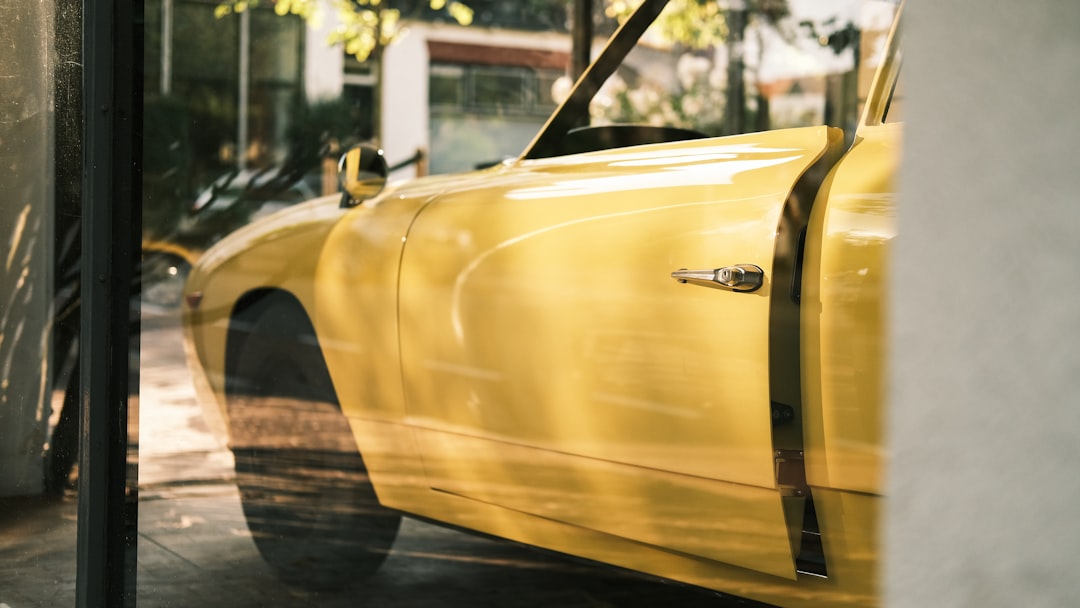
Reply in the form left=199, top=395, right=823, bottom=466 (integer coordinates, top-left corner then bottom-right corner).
left=890, top=2, right=1080, bottom=605
left=0, top=0, right=55, bottom=496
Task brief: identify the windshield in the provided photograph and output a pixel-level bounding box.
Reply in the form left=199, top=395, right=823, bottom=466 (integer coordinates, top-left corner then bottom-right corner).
left=526, top=0, right=901, bottom=158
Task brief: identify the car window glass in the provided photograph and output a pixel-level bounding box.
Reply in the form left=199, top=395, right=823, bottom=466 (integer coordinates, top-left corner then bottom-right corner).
left=884, top=64, right=904, bottom=122
left=575, top=0, right=900, bottom=141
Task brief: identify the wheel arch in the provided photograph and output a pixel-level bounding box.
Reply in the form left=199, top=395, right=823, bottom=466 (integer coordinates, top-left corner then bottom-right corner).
left=224, top=288, right=333, bottom=402
left=222, top=285, right=403, bottom=588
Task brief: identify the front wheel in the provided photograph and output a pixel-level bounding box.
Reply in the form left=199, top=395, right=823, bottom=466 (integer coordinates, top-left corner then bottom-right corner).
left=227, top=300, right=401, bottom=590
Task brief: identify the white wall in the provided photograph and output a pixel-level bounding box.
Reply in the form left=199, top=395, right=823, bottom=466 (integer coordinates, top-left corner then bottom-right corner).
left=381, top=26, right=430, bottom=181
left=889, top=2, right=1080, bottom=605
left=303, top=16, right=572, bottom=180
left=303, top=12, right=344, bottom=102
left=381, top=23, right=571, bottom=180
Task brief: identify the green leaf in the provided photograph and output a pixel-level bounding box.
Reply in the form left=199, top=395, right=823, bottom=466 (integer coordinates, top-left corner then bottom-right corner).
left=448, top=2, right=473, bottom=26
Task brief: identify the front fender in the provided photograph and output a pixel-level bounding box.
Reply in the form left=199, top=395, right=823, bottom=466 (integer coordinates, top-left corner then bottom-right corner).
left=181, top=194, right=348, bottom=444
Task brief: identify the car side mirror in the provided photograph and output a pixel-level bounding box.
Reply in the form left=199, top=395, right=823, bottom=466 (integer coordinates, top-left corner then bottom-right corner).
left=338, top=144, right=388, bottom=207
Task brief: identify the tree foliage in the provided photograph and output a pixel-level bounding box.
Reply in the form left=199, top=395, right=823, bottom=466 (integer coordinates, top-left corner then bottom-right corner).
left=603, top=0, right=789, bottom=50
left=216, top=0, right=475, bottom=61
left=605, top=0, right=727, bottom=49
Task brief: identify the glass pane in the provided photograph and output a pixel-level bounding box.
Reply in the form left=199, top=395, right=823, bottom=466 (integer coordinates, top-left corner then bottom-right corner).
left=251, top=10, right=302, bottom=85
left=590, top=0, right=901, bottom=137
left=534, top=69, right=562, bottom=112
left=471, top=67, right=526, bottom=112
left=136, top=2, right=901, bottom=607
left=430, top=115, right=545, bottom=173
left=884, top=65, right=904, bottom=123
left=343, top=84, right=376, bottom=141
left=162, top=80, right=237, bottom=203
left=1, top=0, right=79, bottom=604
left=430, top=64, right=465, bottom=109
left=173, top=2, right=239, bottom=81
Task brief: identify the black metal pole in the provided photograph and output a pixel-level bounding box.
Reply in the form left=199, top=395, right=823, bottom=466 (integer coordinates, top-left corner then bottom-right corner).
left=570, top=0, right=594, bottom=130
left=77, top=0, right=140, bottom=604
left=725, top=2, right=746, bottom=135
left=571, top=0, right=593, bottom=81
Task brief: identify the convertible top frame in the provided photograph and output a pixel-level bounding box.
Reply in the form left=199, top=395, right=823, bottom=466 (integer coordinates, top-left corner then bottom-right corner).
left=522, top=0, right=669, bottom=160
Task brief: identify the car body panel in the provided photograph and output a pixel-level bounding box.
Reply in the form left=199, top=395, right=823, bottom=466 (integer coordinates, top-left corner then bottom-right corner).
left=311, top=172, right=496, bottom=510
left=179, top=1, right=903, bottom=604
left=801, top=3, right=901, bottom=497
left=181, top=194, right=350, bottom=440
left=391, top=127, right=837, bottom=578
left=400, top=129, right=830, bottom=484
left=307, top=431, right=880, bottom=608
left=802, top=122, right=898, bottom=495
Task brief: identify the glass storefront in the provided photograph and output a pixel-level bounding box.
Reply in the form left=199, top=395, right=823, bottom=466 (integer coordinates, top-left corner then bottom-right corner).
left=1, top=0, right=77, bottom=604
left=2, top=1, right=900, bottom=606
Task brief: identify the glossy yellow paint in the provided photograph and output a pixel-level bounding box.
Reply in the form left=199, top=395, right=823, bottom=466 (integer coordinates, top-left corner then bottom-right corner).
left=179, top=5, right=903, bottom=605
left=312, top=171, right=494, bottom=507
left=800, top=3, right=902, bottom=496
left=801, top=122, right=898, bottom=496
left=392, top=127, right=837, bottom=578
left=181, top=129, right=893, bottom=605
left=402, top=129, right=834, bottom=482
left=141, top=238, right=200, bottom=267
left=181, top=194, right=350, bottom=442
left=335, top=423, right=881, bottom=608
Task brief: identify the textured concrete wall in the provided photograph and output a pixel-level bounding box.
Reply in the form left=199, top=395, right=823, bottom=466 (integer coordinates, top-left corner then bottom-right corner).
left=0, top=0, right=54, bottom=496
left=889, top=2, right=1080, bottom=605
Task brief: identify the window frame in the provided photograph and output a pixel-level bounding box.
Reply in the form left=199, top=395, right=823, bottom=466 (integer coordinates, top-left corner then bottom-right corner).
left=78, top=0, right=141, bottom=605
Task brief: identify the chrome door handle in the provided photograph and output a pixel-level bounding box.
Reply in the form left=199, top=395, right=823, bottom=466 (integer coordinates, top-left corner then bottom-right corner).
left=671, top=264, right=764, bottom=292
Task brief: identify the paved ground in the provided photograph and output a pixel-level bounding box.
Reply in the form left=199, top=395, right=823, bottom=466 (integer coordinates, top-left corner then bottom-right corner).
left=1, top=306, right=761, bottom=608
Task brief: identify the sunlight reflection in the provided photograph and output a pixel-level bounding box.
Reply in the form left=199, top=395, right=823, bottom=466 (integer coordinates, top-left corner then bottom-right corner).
left=450, top=198, right=735, bottom=342
left=6, top=204, right=30, bottom=272
left=508, top=156, right=798, bottom=200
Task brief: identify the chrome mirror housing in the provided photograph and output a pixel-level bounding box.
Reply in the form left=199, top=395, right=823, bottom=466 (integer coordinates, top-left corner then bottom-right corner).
left=338, top=144, right=388, bottom=207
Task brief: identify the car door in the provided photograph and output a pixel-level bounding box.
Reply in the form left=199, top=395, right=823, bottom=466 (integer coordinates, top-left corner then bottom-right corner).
left=398, top=126, right=840, bottom=579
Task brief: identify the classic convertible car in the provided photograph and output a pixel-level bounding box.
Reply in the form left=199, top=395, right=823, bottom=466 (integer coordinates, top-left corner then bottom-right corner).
left=182, top=1, right=901, bottom=606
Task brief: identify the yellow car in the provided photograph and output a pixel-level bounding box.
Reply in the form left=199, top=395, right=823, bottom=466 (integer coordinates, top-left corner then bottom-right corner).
left=182, top=1, right=901, bottom=605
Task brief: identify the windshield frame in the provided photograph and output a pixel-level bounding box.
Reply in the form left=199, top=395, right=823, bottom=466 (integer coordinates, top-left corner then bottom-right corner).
left=860, top=2, right=904, bottom=128
left=522, top=0, right=904, bottom=160
left=521, top=0, right=669, bottom=160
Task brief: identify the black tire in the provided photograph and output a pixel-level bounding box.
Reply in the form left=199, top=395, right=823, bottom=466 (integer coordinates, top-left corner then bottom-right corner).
left=227, top=298, right=401, bottom=591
